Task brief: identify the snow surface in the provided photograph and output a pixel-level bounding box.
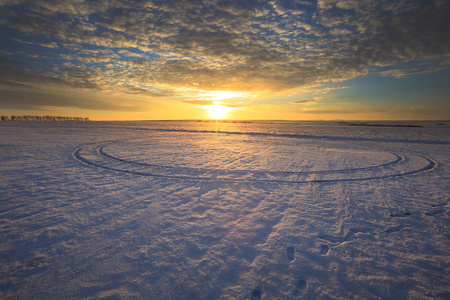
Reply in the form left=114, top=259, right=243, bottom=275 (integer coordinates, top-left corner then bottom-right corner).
left=1, top=120, right=449, bottom=299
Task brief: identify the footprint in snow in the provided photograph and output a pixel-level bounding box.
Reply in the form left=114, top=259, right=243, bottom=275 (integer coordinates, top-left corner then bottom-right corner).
left=251, top=286, right=262, bottom=300
left=320, top=244, right=329, bottom=255
left=286, top=246, right=295, bottom=261
left=425, top=202, right=448, bottom=216
left=385, top=225, right=405, bottom=234
left=293, top=276, right=307, bottom=296
left=425, top=209, right=445, bottom=216
left=390, top=212, right=411, bottom=218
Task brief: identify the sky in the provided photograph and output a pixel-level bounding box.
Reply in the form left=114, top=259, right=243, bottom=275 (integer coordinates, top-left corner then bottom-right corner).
left=0, top=0, right=449, bottom=121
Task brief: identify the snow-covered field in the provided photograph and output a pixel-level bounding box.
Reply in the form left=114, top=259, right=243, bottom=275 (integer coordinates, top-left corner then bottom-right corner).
left=1, top=120, right=449, bottom=299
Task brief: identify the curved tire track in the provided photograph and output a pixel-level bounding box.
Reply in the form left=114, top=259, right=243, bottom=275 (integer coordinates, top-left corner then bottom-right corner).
left=73, top=136, right=436, bottom=183
left=99, top=141, right=406, bottom=175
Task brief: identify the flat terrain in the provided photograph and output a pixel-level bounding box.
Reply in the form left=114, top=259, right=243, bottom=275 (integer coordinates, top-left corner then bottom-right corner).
left=1, top=121, right=449, bottom=299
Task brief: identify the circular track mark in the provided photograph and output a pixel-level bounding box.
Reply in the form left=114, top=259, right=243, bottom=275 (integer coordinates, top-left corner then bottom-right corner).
left=74, top=135, right=436, bottom=183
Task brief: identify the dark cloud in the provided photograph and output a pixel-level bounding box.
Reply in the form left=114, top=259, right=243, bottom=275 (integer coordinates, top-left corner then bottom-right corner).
left=0, top=88, right=143, bottom=111
left=0, top=57, right=67, bottom=87
left=0, top=57, right=145, bottom=111
left=0, top=0, right=449, bottom=110
left=182, top=100, right=216, bottom=106
left=293, top=99, right=317, bottom=104
left=378, top=67, right=448, bottom=78
left=123, top=85, right=177, bottom=97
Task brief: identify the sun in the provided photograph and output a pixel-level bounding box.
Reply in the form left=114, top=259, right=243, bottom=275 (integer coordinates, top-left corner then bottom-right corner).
left=198, top=90, right=247, bottom=119
left=207, top=102, right=229, bottom=119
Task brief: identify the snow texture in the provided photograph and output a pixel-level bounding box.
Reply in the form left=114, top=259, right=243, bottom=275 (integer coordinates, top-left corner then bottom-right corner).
left=1, top=121, right=449, bottom=299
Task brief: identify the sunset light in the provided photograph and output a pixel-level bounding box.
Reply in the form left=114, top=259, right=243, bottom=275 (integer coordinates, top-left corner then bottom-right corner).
left=205, top=102, right=231, bottom=119
left=0, top=0, right=448, bottom=121
left=1, top=1, right=449, bottom=298
left=204, top=91, right=246, bottom=101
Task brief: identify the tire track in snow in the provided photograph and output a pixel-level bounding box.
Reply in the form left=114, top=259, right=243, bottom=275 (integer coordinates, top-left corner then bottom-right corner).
left=99, top=140, right=406, bottom=174
left=73, top=138, right=437, bottom=184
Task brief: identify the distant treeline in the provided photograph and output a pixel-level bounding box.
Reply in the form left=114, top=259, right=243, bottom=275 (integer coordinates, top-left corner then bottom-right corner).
left=1, top=115, right=89, bottom=121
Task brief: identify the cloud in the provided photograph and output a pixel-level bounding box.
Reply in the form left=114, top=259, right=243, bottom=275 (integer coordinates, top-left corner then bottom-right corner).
left=0, top=57, right=67, bottom=87
left=123, top=85, right=177, bottom=97
left=293, top=100, right=314, bottom=104
left=378, top=66, right=449, bottom=78
left=0, top=0, right=449, bottom=110
left=312, top=86, right=352, bottom=94
left=292, top=97, right=323, bottom=104
left=0, top=88, right=145, bottom=111
left=182, top=100, right=216, bottom=106
left=13, top=38, right=59, bottom=48
left=0, top=57, right=150, bottom=111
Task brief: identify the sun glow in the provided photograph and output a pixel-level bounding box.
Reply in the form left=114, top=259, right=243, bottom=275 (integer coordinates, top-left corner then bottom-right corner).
left=204, top=90, right=245, bottom=100
left=207, top=102, right=230, bottom=119
left=198, top=90, right=247, bottom=119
